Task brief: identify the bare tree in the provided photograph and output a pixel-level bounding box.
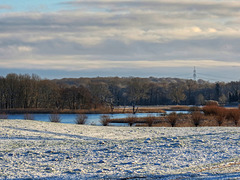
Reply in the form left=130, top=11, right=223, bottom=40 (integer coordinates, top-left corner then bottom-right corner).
left=127, top=78, right=149, bottom=114
left=167, top=112, right=178, bottom=127
left=88, top=82, right=112, bottom=109
left=169, top=83, right=186, bottom=104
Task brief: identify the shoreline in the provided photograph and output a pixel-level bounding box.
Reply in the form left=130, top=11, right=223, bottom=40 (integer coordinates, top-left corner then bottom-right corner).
left=0, top=106, right=186, bottom=114
left=0, top=105, right=203, bottom=115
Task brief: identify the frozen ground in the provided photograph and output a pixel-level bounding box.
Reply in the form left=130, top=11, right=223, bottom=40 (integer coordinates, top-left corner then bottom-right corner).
left=0, top=119, right=240, bottom=179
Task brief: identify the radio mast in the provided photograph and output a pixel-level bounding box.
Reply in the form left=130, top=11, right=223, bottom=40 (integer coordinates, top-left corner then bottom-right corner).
left=193, top=66, right=197, bottom=81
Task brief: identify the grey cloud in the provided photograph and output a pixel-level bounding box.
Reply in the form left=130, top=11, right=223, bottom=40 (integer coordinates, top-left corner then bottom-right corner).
left=0, top=16, right=240, bottom=62
left=62, top=0, right=240, bottom=15
left=0, top=0, right=240, bottom=74
left=0, top=13, right=120, bottom=34
left=0, top=2, right=238, bottom=37
left=23, top=36, right=240, bottom=62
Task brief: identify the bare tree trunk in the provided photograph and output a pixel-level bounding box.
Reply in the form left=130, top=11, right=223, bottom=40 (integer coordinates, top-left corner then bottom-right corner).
left=132, top=104, right=138, bottom=114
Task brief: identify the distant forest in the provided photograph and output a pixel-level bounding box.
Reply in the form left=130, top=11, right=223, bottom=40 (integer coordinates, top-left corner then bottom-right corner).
left=0, top=73, right=240, bottom=110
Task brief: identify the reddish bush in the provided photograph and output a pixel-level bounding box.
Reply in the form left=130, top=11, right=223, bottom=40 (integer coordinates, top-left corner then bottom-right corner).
left=202, top=115, right=218, bottom=126
left=146, top=115, right=156, bottom=127
left=226, top=109, right=240, bottom=125
left=216, top=115, right=225, bottom=126
left=191, top=111, right=203, bottom=127
left=167, top=112, right=178, bottom=127
left=215, top=108, right=227, bottom=126
left=203, top=106, right=217, bottom=116
left=125, top=115, right=136, bottom=126
left=203, top=106, right=226, bottom=116
left=202, top=106, right=230, bottom=126
left=217, top=107, right=228, bottom=118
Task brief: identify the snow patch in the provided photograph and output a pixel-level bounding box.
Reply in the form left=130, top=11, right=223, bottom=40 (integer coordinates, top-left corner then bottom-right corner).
left=0, top=120, right=239, bottom=179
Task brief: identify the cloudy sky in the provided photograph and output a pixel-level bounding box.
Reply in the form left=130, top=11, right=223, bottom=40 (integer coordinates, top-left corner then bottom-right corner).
left=0, top=0, right=240, bottom=81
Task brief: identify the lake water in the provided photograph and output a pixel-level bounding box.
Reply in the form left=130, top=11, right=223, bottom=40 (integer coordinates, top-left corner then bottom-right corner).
left=7, top=111, right=189, bottom=126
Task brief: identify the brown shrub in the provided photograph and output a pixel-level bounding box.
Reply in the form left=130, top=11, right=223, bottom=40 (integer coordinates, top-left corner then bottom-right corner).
left=202, top=106, right=226, bottom=116
left=217, top=107, right=228, bottom=118
left=49, top=113, right=61, bottom=123
left=145, top=115, right=156, bottom=127
left=75, top=114, right=88, bottom=124
left=226, top=109, right=240, bottom=126
left=174, top=114, right=193, bottom=127
left=216, top=115, right=225, bottom=126
left=200, top=115, right=218, bottom=126
left=203, top=106, right=231, bottom=126
left=100, top=115, right=110, bottom=126
left=215, top=108, right=227, bottom=126
left=167, top=112, right=178, bottom=127
left=191, top=111, right=203, bottom=127
left=125, top=115, right=136, bottom=126
left=203, top=106, right=216, bottom=115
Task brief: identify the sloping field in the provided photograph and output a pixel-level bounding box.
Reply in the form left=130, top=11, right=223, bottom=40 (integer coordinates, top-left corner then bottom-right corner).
left=0, top=120, right=240, bottom=179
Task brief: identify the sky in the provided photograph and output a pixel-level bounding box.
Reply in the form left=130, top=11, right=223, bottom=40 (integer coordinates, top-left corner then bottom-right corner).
left=0, top=0, right=240, bottom=82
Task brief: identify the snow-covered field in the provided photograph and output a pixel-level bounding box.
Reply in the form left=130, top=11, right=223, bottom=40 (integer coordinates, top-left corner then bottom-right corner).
left=0, top=120, right=240, bottom=179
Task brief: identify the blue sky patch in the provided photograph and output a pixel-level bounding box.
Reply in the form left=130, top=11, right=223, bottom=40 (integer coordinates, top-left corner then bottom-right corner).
left=0, top=0, right=69, bottom=13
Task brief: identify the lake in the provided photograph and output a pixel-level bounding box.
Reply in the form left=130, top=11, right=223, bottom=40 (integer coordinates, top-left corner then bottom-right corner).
left=7, top=111, right=189, bottom=126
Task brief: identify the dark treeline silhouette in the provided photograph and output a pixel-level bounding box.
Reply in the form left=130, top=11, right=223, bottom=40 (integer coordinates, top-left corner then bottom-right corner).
left=0, top=73, right=240, bottom=111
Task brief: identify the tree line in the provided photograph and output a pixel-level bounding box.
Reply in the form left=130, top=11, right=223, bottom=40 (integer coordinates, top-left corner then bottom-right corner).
left=0, top=73, right=240, bottom=110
